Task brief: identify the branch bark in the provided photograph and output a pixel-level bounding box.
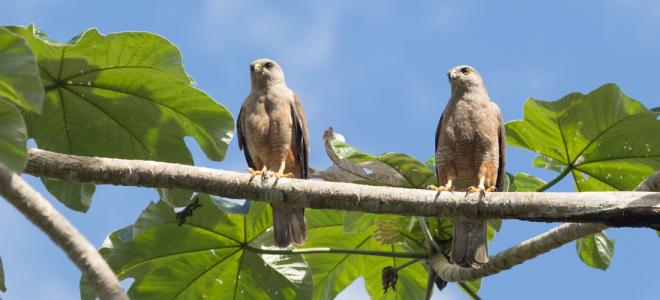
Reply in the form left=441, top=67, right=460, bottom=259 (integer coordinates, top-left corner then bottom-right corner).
left=24, top=149, right=660, bottom=228
left=430, top=170, right=660, bottom=282
left=0, top=163, right=128, bottom=300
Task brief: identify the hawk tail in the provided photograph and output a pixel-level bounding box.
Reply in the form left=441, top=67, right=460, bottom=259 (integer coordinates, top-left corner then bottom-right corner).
left=451, top=217, right=489, bottom=268
left=272, top=205, right=307, bottom=248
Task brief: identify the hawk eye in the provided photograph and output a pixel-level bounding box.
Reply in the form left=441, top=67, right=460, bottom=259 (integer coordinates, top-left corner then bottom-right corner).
left=460, top=67, right=470, bottom=74
left=264, top=62, right=274, bottom=69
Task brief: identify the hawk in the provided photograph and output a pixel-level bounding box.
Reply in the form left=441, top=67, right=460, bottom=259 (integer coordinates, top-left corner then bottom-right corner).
left=428, top=65, right=506, bottom=268
left=237, top=58, right=309, bottom=248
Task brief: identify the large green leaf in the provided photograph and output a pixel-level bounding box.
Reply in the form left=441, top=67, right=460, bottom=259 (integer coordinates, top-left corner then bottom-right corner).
left=506, top=83, right=657, bottom=269
left=0, top=28, right=42, bottom=172
left=0, top=256, right=5, bottom=292
left=0, top=99, right=27, bottom=172
left=576, top=231, right=615, bottom=270
left=82, top=196, right=311, bottom=300
left=304, top=210, right=426, bottom=300
left=506, top=83, right=660, bottom=192
left=4, top=25, right=234, bottom=211
left=0, top=27, right=43, bottom=112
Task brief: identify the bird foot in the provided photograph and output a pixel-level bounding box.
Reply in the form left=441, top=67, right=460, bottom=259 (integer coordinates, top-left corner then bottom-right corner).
left=247, top=167, right=264, bottom=176
left=465, top=185, right=496, bottom=197
left=427, top=184, right=454, bottom=194
left=465, top=185, right=485, bottom=197
left=273, top=171, right=295, bottom=178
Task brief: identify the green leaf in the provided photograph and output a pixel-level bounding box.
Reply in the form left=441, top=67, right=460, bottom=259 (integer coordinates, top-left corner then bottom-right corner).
left=576, top=231, right=615, bottom=270
left=82, top=196, right=311, bottom=300
left=5, top=25, right=234, bottom=211
left=0, top=28, right=42, bottom=172
left=0, top=256, right=6, bottom=292
left=0, top=27, right=43, bottom=112
left=0, top=99, right=27, bottom=172
left=508, top=172, right=547, bottom=192
left=304, top=210, right=426, bottom=300
left=506, top=83, right=660, bottom=192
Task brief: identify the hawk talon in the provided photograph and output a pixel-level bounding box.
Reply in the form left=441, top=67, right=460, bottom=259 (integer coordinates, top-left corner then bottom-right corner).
left=274, top=171, right=295, bottom=178
left=247, top=167, right=264, bottom=176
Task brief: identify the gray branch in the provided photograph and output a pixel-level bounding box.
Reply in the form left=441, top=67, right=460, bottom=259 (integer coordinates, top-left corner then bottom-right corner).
left=430, top=171, right=660, bottom=282
left=24, top=149, right=660, bottom=228
left=0, top=163, right=128, bottom=300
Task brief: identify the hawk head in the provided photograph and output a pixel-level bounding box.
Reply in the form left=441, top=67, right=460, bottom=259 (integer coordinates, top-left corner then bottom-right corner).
left=250, top=58, right=285, bottom=86
left=447, top=65, right=484, bottom=90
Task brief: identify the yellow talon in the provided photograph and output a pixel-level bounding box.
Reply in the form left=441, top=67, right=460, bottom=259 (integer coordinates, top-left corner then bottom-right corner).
left=274, top=172, right=295, bottom=178
left=247, top=167, right=264, bottom=176
left=427, top=182, right=454, bottom=193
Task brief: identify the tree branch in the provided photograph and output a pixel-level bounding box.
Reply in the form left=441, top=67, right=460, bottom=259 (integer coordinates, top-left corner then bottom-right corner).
left=24, top=149, right=660, bottom=228
left=0, top=163, right=128, bottom=300
left=430, top=170, right=660, bottom=282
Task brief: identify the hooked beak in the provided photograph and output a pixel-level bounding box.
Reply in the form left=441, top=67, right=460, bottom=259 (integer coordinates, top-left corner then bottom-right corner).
left=252, top=63, right=263, bottom=74
left=448, top=70, right=458, bottom=81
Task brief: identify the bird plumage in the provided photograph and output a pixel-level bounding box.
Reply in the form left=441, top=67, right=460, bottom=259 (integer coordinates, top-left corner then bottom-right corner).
left=237, top=58, right=309, bottom=247
left=434, top=65, right=506, bottom=268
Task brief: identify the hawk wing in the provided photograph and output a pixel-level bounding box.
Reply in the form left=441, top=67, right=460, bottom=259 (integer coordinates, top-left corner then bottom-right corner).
left=496, top=113, right=507, bottom=190
left=434, top=113, right=444, bottom=176
left=236, top=105, right=256, bottom=170
left=291, top=94, right=310, bottom=179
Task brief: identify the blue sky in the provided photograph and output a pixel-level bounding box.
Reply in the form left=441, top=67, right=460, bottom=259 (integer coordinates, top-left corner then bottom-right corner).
left=1, top=1, right=660, bottom=299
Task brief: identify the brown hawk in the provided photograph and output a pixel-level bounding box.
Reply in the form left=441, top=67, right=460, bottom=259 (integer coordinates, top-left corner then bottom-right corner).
left=237, top=58, right=309, bottom=248
left=429, top=65, right=506, bottom=268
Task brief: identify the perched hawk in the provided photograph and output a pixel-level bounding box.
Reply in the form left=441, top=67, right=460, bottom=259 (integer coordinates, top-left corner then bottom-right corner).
left=429, top=65, right=506, bottom=268
left=237, top=58, right=309, bottom=248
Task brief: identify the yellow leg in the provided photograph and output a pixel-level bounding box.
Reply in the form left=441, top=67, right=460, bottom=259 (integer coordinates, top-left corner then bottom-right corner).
left=427, top=179, right=454, bottom=193
left=273, top=160, right=294, bottom=178
left=248, top=166, right=268, bottom=176
left=466, top=176, right=487, bottom=196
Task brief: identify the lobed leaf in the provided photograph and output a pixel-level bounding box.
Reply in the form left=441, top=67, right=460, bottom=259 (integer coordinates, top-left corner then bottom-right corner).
left=0, top=28, right=42, bottom=172
left=3, top=25, right=234, bottom=211
left=82, top=196, right=311, bottom=300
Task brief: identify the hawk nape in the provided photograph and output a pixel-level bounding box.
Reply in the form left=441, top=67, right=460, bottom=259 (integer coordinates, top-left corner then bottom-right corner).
left=237, top=58, right=310, bottom=248
left=428, top=65, right=506, bottom=268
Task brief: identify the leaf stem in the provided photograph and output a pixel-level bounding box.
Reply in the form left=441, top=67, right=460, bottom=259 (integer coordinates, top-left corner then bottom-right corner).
left=244, top=245, right=428, bottom=259
left=395, top=258, right=420, bottom=271
left=458, top=282, right=482, bottom=300
left=536, top=166, right=571, bottom=192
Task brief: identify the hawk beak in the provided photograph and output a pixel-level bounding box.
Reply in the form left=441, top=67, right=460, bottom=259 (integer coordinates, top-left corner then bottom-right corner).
left=253, top=63, right=263, bottom=73
left=448, top=70, right=458, bottom=81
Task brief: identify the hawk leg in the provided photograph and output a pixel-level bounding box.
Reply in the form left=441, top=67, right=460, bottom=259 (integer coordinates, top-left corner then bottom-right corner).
left=466, top=176, right=497, bottom=197
left=273, top=159, right=295, bottom=178
left=248, top=166, right=268, bottom=176
left=427, top=179, right=454, bottom=193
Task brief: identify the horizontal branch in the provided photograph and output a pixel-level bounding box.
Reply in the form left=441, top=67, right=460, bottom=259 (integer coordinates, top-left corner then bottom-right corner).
left=24, top=149, right=660, bottom=228
left=0, top=163, right=128, bottom=300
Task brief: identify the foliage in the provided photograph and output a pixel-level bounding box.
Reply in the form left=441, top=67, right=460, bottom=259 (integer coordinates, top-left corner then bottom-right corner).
left=81, top=195, right=312, bottom=300
left=3, top=25, right=235, bottom=211
left=0, top=27, right=42, bottom=172
left=506, top=83, right=659, bottom=269
left=0, top=24, right=657, bottom=299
